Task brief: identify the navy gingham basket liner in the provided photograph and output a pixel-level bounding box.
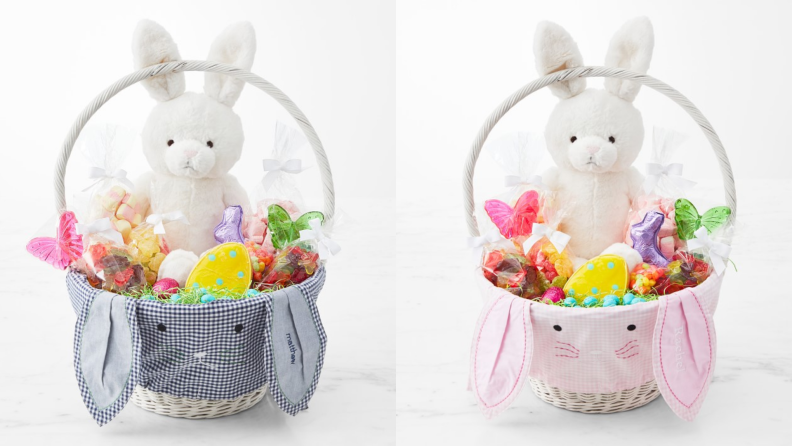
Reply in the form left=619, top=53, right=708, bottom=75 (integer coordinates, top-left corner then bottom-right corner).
left=66, top=267, right=327, bottom=425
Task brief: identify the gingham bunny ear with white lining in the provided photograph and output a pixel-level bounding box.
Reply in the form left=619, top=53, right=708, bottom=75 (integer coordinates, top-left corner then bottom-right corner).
left=73, top=290, right=141, bottom=426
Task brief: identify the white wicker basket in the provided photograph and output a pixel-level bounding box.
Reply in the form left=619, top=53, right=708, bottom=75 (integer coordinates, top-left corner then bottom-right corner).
left=464, top=66, right=735, bottom=414
left=56, top=60, right=335, bottom=419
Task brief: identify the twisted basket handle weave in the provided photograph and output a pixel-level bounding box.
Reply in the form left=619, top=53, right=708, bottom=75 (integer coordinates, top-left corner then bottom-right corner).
left=463, top=66, right=736, bottom=240
left=54, top=60, right=335, bottom=222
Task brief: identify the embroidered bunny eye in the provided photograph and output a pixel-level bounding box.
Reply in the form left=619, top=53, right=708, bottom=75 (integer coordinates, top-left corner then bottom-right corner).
left=207, top=141, right=214, bottom=148
left=167, top=140, right=174, bottom=146
left=627, top=324, right=636, bottom=331
left=157, top=323, right=167, bottom=332
left=553, top=325, right=562, bottom=332
left=570, top=136, right=577, bottom=143
left=234, top=324, right=244, bottom=333
left=608, top=136, right=616, bottom=143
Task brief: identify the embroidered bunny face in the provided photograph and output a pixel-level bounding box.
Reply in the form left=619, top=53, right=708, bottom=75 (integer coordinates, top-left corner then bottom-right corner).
left=142, top=92, right=244, bottom=179
left=545, top=89, right=644, bottom=173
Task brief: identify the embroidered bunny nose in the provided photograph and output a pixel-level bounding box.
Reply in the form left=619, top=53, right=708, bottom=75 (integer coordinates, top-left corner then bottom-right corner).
left=184, top=150, right=198, bottom=158
left=194, top=352, right=207, bottom=358
left=586, top=145, right=601, bottom=154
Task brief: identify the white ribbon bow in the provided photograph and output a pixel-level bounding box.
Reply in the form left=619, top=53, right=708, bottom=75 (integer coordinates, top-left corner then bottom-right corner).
left=75, top=218, right=124, bottom=246
left=687, top=227, right=731, bottom=276
left=299, top=218, right=341, bottom=260
left=261, top=159, right=304, bottom=190
left=146, top=211, right=189, bottom=235
left=467, top=229, right=503, bottom=265
left=642, top=162, right=696, bottom=194
left=82, top=167, right=135, bottom=191
left=504, top=174, right=545, bottom=190
left=523, top=223, right=571, bottom=254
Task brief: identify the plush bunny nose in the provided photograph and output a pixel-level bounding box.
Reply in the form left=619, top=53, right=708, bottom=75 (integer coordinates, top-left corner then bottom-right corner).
left=184, top=149, right=198, bottom=158
left=586, top=145, right=600, bottom=154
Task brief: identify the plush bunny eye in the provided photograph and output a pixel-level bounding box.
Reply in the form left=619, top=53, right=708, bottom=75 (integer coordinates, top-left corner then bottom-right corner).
left=570, top=136, right=577, bottom=143
left=157, top=323, right=167, bottom=332
left=234, top=324, right=244, bottom=333
left=207, top=141, right=214, bottom=148
left=627, top=324, right=636, bottom=331
left=608, top=136, right=616, bottom=143
left=553, top=325, right=562, bottom=332
left=167, top=140, right=174, bottom=147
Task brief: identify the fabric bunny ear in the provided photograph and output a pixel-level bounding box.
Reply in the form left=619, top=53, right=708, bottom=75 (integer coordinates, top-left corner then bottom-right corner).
left=652, top=287, right=716, bottom=421
left=266, top=268, right=327, bottom=416
left=604, top=17, right=654, bottom=102
left=533, top=21, right=587, bottom=99
left=73, top=290, right=141, bottom=426
left=470, top=291, right=533, bottom=419
left=132, top=19, right=186, bottom=102
left=204, top=22, right=257, bottom=107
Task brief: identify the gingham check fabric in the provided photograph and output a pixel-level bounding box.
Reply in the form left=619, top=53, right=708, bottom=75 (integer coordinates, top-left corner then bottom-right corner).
left=471, top=271, right=722, bottom=416
left=66, top=267, right=327, bottom=425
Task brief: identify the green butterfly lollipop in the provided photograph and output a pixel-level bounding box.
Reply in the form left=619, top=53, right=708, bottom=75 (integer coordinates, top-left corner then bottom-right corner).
left=267, top=205, right=325, bottom=249
left=674, top=198, right=731, bottom=240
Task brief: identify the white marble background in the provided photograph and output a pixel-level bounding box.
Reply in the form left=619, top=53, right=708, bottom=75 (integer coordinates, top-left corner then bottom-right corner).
left=0, top=197, right=396, bottom=445
left=396, top=179, right=792, bottom=445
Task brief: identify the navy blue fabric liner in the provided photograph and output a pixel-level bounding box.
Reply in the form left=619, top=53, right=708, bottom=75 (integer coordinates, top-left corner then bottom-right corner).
left=66, top=267, right=327, bottom=424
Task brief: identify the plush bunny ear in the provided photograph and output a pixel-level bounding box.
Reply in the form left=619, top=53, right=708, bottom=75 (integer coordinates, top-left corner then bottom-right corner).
left=470, top=291, right=533, bottom=418
left=132, top=19, right=185, bottom=102
left=603, top=17, right=654, bottom=102
left=652, top=288, right=716, bottom=421
left=73, top=291, right=140, bottom=426
left=533, top=21, right=586, bottom=99
left=266, top=268, right=327, bottom=415
left=204, top=22, right=257, bottom=107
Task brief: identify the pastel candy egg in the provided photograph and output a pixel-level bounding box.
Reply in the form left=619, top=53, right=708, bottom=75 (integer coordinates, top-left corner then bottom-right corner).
left=186, top=242, right=252, bottom=293
left=541, top=286, right=565, bottom=304
left=583, top=296, right=598, bottom=307
left=629, top=297, right=646, bottom=305
left=623, top=292, right=636, bottom=305
left=563, top=254, right=629, bottom=299
left=603, top=294, right=620, bottom=307
left=563, top=297, right=578, bottom=307
left=201, top=294, right=216, bottom=303
left=153, top=278, right=180, bottom=296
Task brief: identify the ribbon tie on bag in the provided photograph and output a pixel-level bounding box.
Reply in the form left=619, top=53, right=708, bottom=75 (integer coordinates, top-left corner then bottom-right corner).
left=642, top=162, right=697, bottom=194
left=75, top=218, right=124, bottom=246
left=299, top=218, right=341, bottom=260
left=146, top=211, right=189, bottom=235
left=261, top=159, right=304, bottom=190
left=523, top=223, right=571, bottom=254
left=504, top=174, right=545, bottom=190
left=467, top=229, right=503, bottom=265
left=82, top=167, right=135, bottom=191
left=687, top=227, right=731, bottom=275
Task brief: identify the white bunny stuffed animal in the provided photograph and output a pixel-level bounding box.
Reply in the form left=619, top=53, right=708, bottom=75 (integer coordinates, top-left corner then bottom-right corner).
left=132, top=20, right=254, bottom=255
left=536, top=17, right=652, bottom=265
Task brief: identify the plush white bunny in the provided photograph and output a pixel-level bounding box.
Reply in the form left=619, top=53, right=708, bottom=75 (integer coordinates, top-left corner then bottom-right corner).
left=132, top=20, right=254, bottom=256
left=535, top=17, right=652, bottom=266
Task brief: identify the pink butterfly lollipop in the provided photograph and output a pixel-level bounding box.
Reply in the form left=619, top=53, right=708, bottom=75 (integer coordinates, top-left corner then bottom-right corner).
left=484, top=190, right=540, bottom=239
left=27, top=211, right=84, bottom=270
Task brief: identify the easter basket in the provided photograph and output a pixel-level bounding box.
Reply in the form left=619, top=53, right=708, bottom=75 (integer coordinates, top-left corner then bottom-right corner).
left=465, top=66, right=736, bottom=421
left=55, top=61, right=335, bottom=425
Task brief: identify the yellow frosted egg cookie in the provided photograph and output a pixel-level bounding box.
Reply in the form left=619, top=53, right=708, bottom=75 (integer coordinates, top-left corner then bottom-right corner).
left=563, top=254, right=629, bottom=299
left=186, top=242, right=252, bottom=293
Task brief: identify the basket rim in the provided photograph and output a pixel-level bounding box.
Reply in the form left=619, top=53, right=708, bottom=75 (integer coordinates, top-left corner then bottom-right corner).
left=66, top=265, right=326, bottom=309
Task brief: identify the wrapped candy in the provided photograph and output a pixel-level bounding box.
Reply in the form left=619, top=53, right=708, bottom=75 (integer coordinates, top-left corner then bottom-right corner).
left=245, top=240, right=275, bottom=284
left=625, top=195, right=682, bottom=259
left=76, top=124, right=144, bottom=243
left=654, top=250, right=712, bottom=295
left=81, top=235, right=146, bottom=293
left=127, top=223, right=170, bottom=285
left=481, top=244, right=543, bottom=298
left=256, top=242, right=320, bottom=290
left=523, top=196, right=574, bottom=288
left=630, top=263, right=666, bottom=295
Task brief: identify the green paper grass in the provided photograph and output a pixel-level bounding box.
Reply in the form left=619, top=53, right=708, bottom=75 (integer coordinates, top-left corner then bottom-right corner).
left=118, top=283, right=282, bottom=305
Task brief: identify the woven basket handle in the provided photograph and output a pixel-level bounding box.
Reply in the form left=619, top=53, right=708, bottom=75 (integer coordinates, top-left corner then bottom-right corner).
left=463, top=66, right=736, bottom=240
left=54, top=60, right=335, bottom=222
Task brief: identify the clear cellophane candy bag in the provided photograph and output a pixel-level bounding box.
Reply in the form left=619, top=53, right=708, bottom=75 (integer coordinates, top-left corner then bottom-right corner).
left=480, top=239, right=542, bottom=298
left=82, top=233, right=147, bottom=293
left=625, top=127, right=695, bottom=258
left=77, top=124, right=144, bottom=244
left=126, top=222, right=170, bottom=286
left=254, top=241, right=321, bottom=291
left=523, top=194, right=575, bottom=294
